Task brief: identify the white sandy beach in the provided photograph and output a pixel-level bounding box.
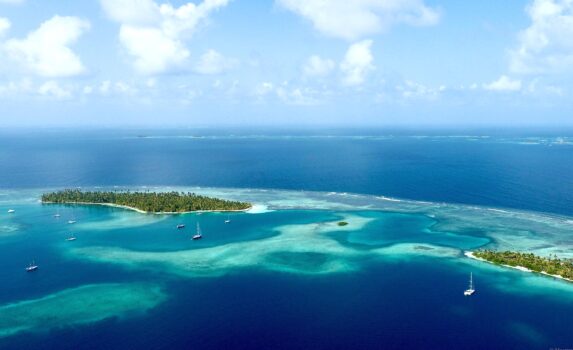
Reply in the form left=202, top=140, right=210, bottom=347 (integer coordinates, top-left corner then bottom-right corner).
left=42, top=201, right=252, bottom=215
left=464, top=251, right=573, bottom=283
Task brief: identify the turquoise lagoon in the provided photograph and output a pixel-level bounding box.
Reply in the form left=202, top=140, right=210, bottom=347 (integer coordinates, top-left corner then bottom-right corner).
left=1, top=187, right=573, bottom=349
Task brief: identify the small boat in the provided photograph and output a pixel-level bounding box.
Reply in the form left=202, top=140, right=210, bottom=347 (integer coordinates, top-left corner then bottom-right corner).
left=26, top=261, right=38, bottom=272
left=54, top=212, right=60, bottom=218
left=464, top=272, right=476, bottom=296
left=192, top=223, right=203, bottom=240
left=66, top=234, right=76, bottom=241
left=224, top=215, right=231, bottom=224
left=177, top=224, right=185, bottom=229
left=7, top=209, right=15, bottom=213
left=67, top=220, right=76, bottom=224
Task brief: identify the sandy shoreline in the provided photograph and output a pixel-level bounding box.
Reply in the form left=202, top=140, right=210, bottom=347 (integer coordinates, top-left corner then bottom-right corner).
left=42, top=201, right=252, bottom=215
left=464, top=251, right=573, bottom=283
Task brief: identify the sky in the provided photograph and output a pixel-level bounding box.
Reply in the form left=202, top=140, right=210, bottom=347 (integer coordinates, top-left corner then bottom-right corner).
left=0, top=0, right=572, bottom=128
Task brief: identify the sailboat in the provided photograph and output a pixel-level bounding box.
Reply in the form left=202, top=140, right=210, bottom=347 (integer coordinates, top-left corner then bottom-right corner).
left=177, top=224, right=185, bottom=229
left=54, top=210, right=60, bottom=218
left=7, top=209, right=15, bottom=213
left=66, top=233, right=76, bottom=241
left=26, top=260, right=38, bottom=272
left=224, top=215, right=231, bottom=224
left=464, top=272, right=476, bottom=296
left=192, top=223, right=203, bottom=240
left=68, top=208, right=76, bottom=224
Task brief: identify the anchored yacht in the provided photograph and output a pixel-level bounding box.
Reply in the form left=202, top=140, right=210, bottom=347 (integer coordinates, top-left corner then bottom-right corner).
left=26, top=261, right=38, bottom=272
left=192, top=223, right=203, bottom=240
left=464, top=272, right=476, bottom=296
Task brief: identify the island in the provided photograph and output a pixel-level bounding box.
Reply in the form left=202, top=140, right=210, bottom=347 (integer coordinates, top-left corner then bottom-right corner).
left=41, top=189, right=252, bottom=214
left=337, top=221, right=349, bottom=226
left=467, top=250, right=573, bottom=282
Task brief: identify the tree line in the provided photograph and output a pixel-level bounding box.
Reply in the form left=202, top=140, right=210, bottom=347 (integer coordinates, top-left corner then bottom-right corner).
left=42, top=189, right=252, bottom=213
left=475, top=250, right=573, bottom=280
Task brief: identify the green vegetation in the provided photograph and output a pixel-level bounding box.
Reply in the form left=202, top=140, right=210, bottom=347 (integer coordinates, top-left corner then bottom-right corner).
left=474, top=250, right=573, bottom=280
left=337, top=221, right=349, bottom=226
left=42, top=189, right=251, bottom=213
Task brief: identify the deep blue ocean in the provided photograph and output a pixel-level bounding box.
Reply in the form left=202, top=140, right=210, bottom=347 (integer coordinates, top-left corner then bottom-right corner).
left=1, top=128, right=573, bottom=349
left=1, top=128, right=573, bottom=216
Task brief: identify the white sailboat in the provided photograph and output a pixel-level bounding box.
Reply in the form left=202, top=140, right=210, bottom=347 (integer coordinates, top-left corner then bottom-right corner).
left=464, top=272, right=476, bottom=296
left=26, top=260, right=38, bottom=272
left=7, top=209, right=15, bottom=213
left=224, top=215, right=231, bottom=224
left=192, top=222, right=203, bottom=240
left=66, top=233, right=76, bottom=241
left=68, top=208, right=76, bottom=224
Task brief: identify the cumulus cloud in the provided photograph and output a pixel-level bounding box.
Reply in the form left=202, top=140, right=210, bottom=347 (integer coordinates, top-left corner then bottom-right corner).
left=340, top=40, right=375, bottom=86
left=277, top=0, right=440, bottom=40
left=3, top=16, right=90, bottom=77
left=100, top=0, right=160, bottom=24
left=38, top=81, right=72, bottom=99
left=100, top=0, right=230, bottom=75
left=0, top=17, right=10, bottom=37
left=118, top=26, right=190, bottom=74
left=0, top=79, right=32, bottom=97
left=396, top=80, right=444, bottom=99
left=255, top=81, right=274, bottom=97
left=95, top=80, right=137, bottom=95
left=483, top=75, right=522, bottom=92
left=510, top=0, right=573, bottom=74
left=276, top=86, right=319, bottom=105
left=194, top=49, right=236, bottom=74
left=303, top=55, right=336, bottom=77
left=254, top=81, right=323, bottom=105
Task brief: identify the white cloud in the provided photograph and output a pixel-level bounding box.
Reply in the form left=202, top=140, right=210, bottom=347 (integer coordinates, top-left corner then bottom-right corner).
left=340, top=40, right=375, bottom=86
left=0, top=18, right=10, bottom=37
left=194, top=49, right=236, bottom=74
left=101, top=0, right=230, bottom=75
left=303, top=55, right=336, bottom=77
left=119, top=26, right=190, bottom=74
left=483, top=75, right=522, bottom=92
left=510, top=0, right=573, bottom=74
left=83, top=85, right=94, bottom=95
left=396, top=80, right=443, bottom=99
left=97, top=80, right=137, bottom=95
left=277, top=0, right=440, bottom=40
left=0, top=79, right=33, bottom=96
left=276, top=86, right=320, bottom=105
left=100, top=0, right=160, bottom=24
left=254, top=81, right=327, bottom=105
left=3, top=16, right=90, bottom=77
left=79, top=80, right=140, bottom=97
left=525, top=78, right=564, bottom=95
left=255, top=82, right=274, bottom=97
left=38, top=81, right=72, bottom=99
left=0, top=78, right=150, bottom=101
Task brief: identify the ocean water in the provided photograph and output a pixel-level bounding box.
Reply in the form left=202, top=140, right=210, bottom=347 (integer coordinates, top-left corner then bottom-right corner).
left=1, top=129, right=573, bottom=349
